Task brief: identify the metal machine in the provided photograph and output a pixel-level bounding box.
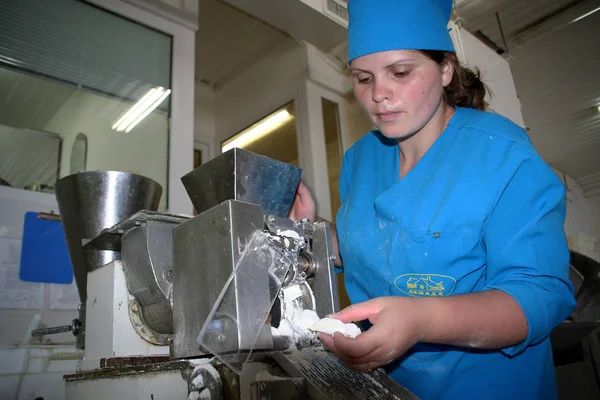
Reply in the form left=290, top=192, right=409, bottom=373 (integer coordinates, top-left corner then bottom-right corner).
left=38, top=149, right=418, bottom=399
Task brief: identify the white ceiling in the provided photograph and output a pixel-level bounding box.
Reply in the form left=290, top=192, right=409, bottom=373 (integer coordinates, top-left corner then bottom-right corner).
left=194, top=0, right=600, bottom=197
left=455, top=0, right=600, bottom=196
left=195, top=0, right=292, bottom=88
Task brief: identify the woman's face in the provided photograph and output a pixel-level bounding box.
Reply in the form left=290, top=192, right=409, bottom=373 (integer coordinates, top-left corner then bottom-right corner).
left=351, top=50, right=453, bottom=140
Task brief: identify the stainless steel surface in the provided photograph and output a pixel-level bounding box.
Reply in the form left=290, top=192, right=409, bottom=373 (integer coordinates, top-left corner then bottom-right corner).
left=272, top=351, right=419, bottom=400
left=55, top=171, right=162, bottom=303
left=84, top=211, right=189, bottom=338
left=181, top=148, right=302, bottom=218
left=302, top=221, right=339, bottom=317
left=197, top=230, right=295, bottom=373
left=173, top=198, right=339, bottom=360
left=83, top=211, right=188, bottom=252
left=121, top=219, right=179, bottom=335
left=172, top=200, right=267, bottom=358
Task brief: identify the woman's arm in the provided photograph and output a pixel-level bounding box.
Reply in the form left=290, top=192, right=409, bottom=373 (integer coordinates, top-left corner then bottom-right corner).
left=321, top=147, right=575, bottom=371
left=320, top=290, right=527, bottom=371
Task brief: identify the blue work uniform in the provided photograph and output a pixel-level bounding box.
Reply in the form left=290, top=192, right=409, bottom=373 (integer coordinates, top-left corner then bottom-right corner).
left=335, top=106, right=576, bottom=399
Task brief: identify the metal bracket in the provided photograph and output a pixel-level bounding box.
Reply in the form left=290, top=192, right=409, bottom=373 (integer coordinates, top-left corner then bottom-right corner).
left=251, top=376, right=306, bottom=400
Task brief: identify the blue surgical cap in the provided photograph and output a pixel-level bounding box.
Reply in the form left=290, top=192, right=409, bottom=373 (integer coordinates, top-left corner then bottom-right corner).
left=348, top=0, right=455, bottom=63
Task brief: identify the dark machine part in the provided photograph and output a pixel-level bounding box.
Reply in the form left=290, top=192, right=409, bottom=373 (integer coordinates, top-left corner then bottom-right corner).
left=552, top=251, right=600, bottom=399
left=271, top=351, right=419, bottom=400
left=250, top=376, right=307, bottom=400
left=181, top=147, right=302, bottom=217
left=186, top=362, right=223, bottom=399
left=569, top=251, right=600, bottom=322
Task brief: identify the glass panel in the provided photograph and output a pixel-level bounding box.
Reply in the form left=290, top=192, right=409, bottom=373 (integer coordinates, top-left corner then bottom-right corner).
left=0, top=125, right=60, bottom=192
left=0, top=1, right=172, bottom=211
left=70, top=133, right=88, bottom=175
left=222, top=102, right=298, bottom=166
left=321, top=98, right=344, bottom=222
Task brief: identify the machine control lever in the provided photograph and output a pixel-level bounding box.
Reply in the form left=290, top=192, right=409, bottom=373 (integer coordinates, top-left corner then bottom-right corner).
left=31, top=319, right=82, bottom=337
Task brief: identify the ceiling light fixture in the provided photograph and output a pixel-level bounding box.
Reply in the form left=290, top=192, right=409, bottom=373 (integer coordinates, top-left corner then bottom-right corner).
left=571, top=6, right=600, bottom=23
left=112, top=86, right=171, bottom=133
left=222, top=109, right=293, bottom=152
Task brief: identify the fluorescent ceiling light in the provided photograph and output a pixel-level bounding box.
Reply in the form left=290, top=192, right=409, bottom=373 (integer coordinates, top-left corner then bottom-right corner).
left=572, top=6, right=600, bottom=23
left=222, top=109, right=293, bottom=152
left=112, top=86, right=171, bottom=133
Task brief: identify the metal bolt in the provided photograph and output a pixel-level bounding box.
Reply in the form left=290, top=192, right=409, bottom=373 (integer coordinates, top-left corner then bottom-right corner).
left=131, top=302, right=139, bottom=313
left=300, top=218, right=309, bottom=223
left=329, top=255, right=337, bottom=262
left=164, top=268, right=174, bottom=282
left=433, top=232, right=441, bottom=238
left=268, top=215, right=275, bottom=223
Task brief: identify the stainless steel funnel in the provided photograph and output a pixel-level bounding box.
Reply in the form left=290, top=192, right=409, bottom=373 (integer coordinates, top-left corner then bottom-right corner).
left=181, top=148, right=302, bottom=217
left=55, top=171, right=162, bottom=302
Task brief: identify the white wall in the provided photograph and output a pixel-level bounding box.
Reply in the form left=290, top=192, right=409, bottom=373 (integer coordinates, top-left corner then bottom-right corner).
left=44, top=90, right=170, bottom=211
left=214, top=37, right=307, bottom=142
left=559, top=173, right=598, bottom=260
left=586, top=193, right=600, bottom=259
left=342, top=99, right=373, bottom=149
left=451, top=23, right=526, bottom=128
left=194, top=81, right=218, bottom=161
left=0, top=187, right=79, bottom=346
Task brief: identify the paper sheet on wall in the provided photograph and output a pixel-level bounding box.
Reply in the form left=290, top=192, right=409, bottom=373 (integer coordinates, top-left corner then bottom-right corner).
left=0, top=238, right=44, bottom=309
left=49, top=281, right=80, bottom=310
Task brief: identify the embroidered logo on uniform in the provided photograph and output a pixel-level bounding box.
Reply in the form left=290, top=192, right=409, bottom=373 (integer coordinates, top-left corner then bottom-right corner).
left=394, top=274, right=456, bottom=297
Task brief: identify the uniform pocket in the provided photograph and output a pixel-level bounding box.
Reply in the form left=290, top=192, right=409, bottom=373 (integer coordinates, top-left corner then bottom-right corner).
left=390, top=227, right=476, bottom=297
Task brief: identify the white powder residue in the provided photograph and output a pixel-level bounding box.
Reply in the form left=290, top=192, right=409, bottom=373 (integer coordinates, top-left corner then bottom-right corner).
left=282, top=285, right=304, bottom=320
left=309, top=317, right=362, bottom=339
left=276, top=229, right=302, bottom=240
left=293, top=309, right=321, bottom=332
left=272, top=309, right=322, bottom=350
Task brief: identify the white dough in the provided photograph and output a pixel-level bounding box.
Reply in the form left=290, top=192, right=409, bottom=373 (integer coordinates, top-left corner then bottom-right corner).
left=309, top=317, right=362, bottom=339
left=276, top=229, right=302, bottom=240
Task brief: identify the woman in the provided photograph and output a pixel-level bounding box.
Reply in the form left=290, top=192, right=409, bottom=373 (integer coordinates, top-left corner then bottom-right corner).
left=289, top=0, right=575, bottom=398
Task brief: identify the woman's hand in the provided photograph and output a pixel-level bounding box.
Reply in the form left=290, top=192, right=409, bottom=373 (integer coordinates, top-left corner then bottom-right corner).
left=320, top=290, right=529, bottom=371
left=288, top=181, right=316, bottom=222
left=319, top=297, right=430, bottom=371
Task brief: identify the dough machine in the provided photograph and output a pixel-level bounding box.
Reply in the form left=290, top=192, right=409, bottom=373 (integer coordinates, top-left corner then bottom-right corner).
left=36, top=148, right=418, bottom=399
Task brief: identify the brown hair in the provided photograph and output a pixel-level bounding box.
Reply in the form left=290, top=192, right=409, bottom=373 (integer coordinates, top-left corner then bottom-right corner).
left=420, top=51, right=488, bottom=111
